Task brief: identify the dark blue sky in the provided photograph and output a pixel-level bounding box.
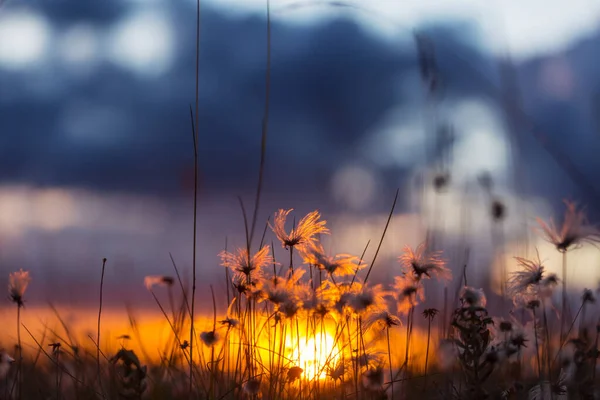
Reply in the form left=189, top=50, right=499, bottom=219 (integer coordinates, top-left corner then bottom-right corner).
left=1, top=0, right=600, bottom=306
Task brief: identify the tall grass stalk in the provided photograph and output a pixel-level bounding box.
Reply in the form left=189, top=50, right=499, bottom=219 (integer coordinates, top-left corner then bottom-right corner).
left=189, top=0, right=201, bottom=396
left=97, top=257, right=107, bottom=396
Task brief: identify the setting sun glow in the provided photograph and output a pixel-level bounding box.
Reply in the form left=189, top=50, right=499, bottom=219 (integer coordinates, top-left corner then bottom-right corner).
left=297, top=333, right=338, bottom=380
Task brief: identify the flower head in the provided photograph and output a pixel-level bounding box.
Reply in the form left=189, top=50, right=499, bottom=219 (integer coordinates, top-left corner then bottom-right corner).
left=287, top=366, right=303, bottom=383
left=301, top=241, right=363, bottom=277
left=365, top=310, right=402, bottom=331
left=299, top=281, right=334, bottom=318
left=219, top=298, right=240, bottom=329
left=270, top=209, right=328, bottom=250
left=242, top=377, right=261, bottom=397
left=362, top=366, right=384, bottom=391
left=327, top=360, right=345, bottom=381
left=143, top=275, right=174, bottom=291
left=460, top=286, right=487, bottom=308
left=199, top=330, right=219, bottom=347
left=9, top=269, right=31, bottom=307
left=393, top=275, right=425, bottom=312
left=536, top=201, right=600, bottom=252
left=347, top=283, right=387, bottom=315
left=259, top=269, right=304, bottom=306
left=399, top=243, right=451, bottom=282
left=583, top=288, right=596, bottom=304
left=422, top=308, right=439, bottom=319
left=507, top=250, right=549, bottom=297
left=219, top=245, right=272, bottom=281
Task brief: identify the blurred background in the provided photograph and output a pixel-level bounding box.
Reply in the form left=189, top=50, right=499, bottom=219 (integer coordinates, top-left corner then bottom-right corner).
left=1, top=0, right=600, bottom=313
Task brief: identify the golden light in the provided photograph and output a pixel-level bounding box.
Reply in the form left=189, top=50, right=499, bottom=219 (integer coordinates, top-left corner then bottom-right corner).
left=297, top=333, right=338, bottom=380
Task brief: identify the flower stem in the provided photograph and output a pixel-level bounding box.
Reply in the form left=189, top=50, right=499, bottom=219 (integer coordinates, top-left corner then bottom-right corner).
left=423, top=316, right=432, bottom=393
left=17, top=304, right=22, bottom=400
left=97, top=258, right=106, bottom=395
left=387, top=327, right=394, bottom=400
left=560, top=251, right=567, bottom=345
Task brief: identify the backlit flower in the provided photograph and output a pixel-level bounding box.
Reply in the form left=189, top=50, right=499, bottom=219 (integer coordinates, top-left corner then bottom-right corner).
left=9, top=269, right=31, bottom=307
left=536, top=201, right=600, bottom=252
left=399, top=243, right=451, bottom=282
left=199, top=330, right=219, bottom=347
left=508, top=252, right=545, bottom=296
left=219, top=245, right=272, bottom=281
left=301, top=241, right=362, bottom=277
left=460, top=286, right=487, bottom=308
left=270, top=209, right=328, bottom=250
left=143, top=275, right=174, bottom=291
left=393, top=275, right=424, bottom=312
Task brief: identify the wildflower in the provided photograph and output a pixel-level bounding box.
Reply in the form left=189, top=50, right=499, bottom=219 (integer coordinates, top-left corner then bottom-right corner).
left=499, top=320, right=513, bottom=332
left=219, top=246, right=272, bottom=281
left=9, top=269, right=31, bottom=307
left=536, top=201, right=600, bottom=252
left=460, top=286, right=487, bottom=308
left=199, top=330, right=219, bottom=347
left=219, top=298, right=240, bottom=329
left=242, top=377, right=261, bottom=397
left=0, top=350, right=14, bottom=379
left=362, top=366, right=384, bottom=391
left=301, top=241, right=362, bottom=277
left=399, top=243, right=451, bottom=282
left=538, top=273, right=559, bottom=298
left=270, top=209, right=328, bottom=250
left=508, top=252, right=545, bottom=296
left=49, top=342, right=61, bottom=356
left=348, top=283, right=386, bottom=314
left=582, top=288, right=596, bottom=303
left=259, top=269, right=304, bottom=306
left=299, top=282, right=334, bottom=318
left=394, top=275, right=425, bottom=312
left=280, top=299, right=301, bottom=319
left=287, top=366, right=303, bottom=382
left=483, top=345, right=505, bottom=365
left=433, top=172, right=450, bottom=192
left=365, top=310, right=401, bottom=331
left=491, top=199, right=506, bottom=222
left=110, top=348, right=147, bottom=398
left=423, top=308, right=439, bottom=319
left=231, top=275, right=259, bottom=297
left=143, top=275, right=174, bottom=291
left=327, top=360, right=345, bottom=381
left=352, top=349, right=385, bottom=368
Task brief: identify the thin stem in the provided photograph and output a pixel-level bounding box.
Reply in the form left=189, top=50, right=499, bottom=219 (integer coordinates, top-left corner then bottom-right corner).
left=560, top=250, right=567, bottom=345
left=387, top=327, right=394, bottom=400
left=552, top=300, right=585, bottom=368
left=542, top=300, right=552, bottom=381
left=97, top=257, right=106, bottom=394
left=17, top=305, right=22, bottom=400
left=532, top=308, right=542, bottom=382
left=593, top=323, right=599, bottom=381
left=423, top=317, right=432, bottom=393
left=190, top=0, right=201, bottom=396
left=364, top=188, right=399, bottom=284
left=248, top=0, right=271, bottom=247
